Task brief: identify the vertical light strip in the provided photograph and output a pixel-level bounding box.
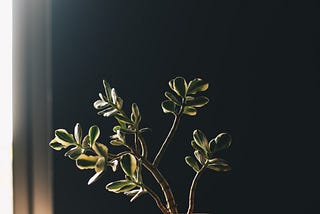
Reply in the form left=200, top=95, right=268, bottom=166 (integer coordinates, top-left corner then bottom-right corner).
left=0, top=1, right=13, bottom=214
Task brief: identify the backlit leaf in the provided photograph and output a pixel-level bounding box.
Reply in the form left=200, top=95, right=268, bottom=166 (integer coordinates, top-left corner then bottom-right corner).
left=183, top=106, right=197, bottom=116
left=92, top=142, right=108, bottom=158
left=207, top=158, right=231, bottom=172
left=106, top=180, right=136, bottom=193
left=193, top=129, right=209, bottom=152
left=131, top=103, right=141, bottom=124
left=165, top=91, right=181, bottom=105
left=120, top=154, right=137, bottom=179
left=64, top=147, right=84, bottom=160
left=76, top=154, right=99, bottom=170
left=55, top=129, right=76, bottom=144
left=185, top=96, right=209, bottom=107
left=161, top=100, right=177, bottom=114
left=185, top=156, right=200, bottom=172
left=211, top=133, right=232, bottom=153
left=95, top=157, right=106, bottom=172
left=74, top=123, right=82, bottom=144
left=114, top=114, right=134, bottom=125
left=187, top=78, right=209, bottom=95
left=89, top=125, right=100, bottom=145
left=173, top=77, right=187, bottom=97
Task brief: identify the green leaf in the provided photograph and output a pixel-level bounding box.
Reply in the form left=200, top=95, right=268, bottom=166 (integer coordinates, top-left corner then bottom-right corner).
left=89, top=125, right=100, bottom=145
left=161, top=100, right=177, bottom=114
left=187, top=78, right=209, bottom=95
left=88, top=170, right=104, bottom=185
left=183, top=106, right=197, bottom=116
left=185, top=156, right=200, bottom=172
left=74, top=123, right=82, bottom=144
left=211, top=133, right=232, bottom=153
left=116, top=97, right=123, bottom=109
left=92, top=142, right=108, bottom=158
left=98, top=108, right=118, bottom=117
left=119, top=127, right=136, bottom=134
left=165, top=91, right=181, bottom=105
left=131, top=103, right=141, bottom=124
left=173, top=77, right=187, bottom=98
left=207, top=158, right=231, bottom=172
left=114, top=114, right=134, bottom=125
left=76, top=154, right=99, bottom=170
left=193, top=129, right=210, bottom=153
left=194, top=150, right=207, bottom=165
left=81, top=135, right=91, bottom=149
left=64, top=147, right=84, bottom=160
left=95, top=157, right=106, bottom=172
left=49, top=139, right=71, bottom=150
left=106, top=180, right=136, bottom=193
left=55, top=129, right=76, bottom=144
left=185, top=96, right=209, bottom=107
left=191, top=140, right=206, bottom=155
left=120, top=154, right=137, bottom=179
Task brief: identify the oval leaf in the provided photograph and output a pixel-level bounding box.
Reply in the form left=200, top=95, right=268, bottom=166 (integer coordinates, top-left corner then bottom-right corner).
left=183, top=106, right=197, bottom=116
left=131, top=103, right=141, bottom=124
left=74, top=123, right=82, bottom=144
left=211, top=133, right=232, bottom=153
left=89, top=125, right=100, bottom=145
left=161, top=100, right=177, bottom=114
left=55, top=129, right=76, bottom=144
left=194, top=150, right=206, bottom=165
left=95, top=157, right=106, bottom=172
left=64, top=147, right=84, bottom=160
left=173, top=77, right=187, bottom=98
left=106, top=180, right=136, bottom=193
left=187, top=78, right=209, bottom=95
left=92, top=142, right=108, bottom=158
left=76, top=154, right=99, bottom=170
left=193, top=130, right=209, bottom=152
left=120, top=154, right=137, bottom=178
left=81, top=135, right=91, bottom=149
left=114, top=114, right=134, bottom=125
left=49, top=139, right=71, bottom=150
left=185, top=96, right=209, bottom=107
left=185, top=156, right=200, bottom=172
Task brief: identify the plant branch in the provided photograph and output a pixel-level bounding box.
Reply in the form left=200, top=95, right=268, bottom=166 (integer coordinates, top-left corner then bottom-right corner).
left=137, top=132, right=148, bottom=158
left=153, top=107, right=183, bottom=166
left=187, top=163, right=207, bottom=214
left=143, top=184, right=170, bottom=214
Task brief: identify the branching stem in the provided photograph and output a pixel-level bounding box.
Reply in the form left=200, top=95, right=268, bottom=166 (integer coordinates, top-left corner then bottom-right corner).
left=143, top=184, right=170, bottom=214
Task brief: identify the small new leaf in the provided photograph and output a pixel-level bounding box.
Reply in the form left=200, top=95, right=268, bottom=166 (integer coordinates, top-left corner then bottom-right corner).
left=185, top=156, right=200, bottom=172
left=74, top=123, right=82, bottom=144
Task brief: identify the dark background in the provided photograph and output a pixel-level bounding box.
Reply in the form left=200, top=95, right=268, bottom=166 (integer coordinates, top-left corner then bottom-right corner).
left=52, top=1, right=319, bottom=214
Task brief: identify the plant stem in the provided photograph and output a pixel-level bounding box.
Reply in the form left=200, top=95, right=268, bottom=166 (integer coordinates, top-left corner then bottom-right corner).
left=143, top=184, right=170, bottom=214
left=137, top=132, right=148, bottom=158
left=153, top=108, right=183, bottom=166
left=187, top=163, right=207, bottom=214
left=142, top=157, right=178, bottom=214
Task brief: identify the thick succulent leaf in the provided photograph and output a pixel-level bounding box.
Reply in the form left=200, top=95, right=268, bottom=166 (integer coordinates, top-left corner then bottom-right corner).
left=131, top=103, right=141, bottom=124
left=89, top=125, right=100, bottom=145
left=185, top=96, right=209, bottom=107
left=95, top=157, right=106, bottom=172
left=193, top=130, right=209, bottom=152
left=185, top=156, right=200, bottom=172
left=106, top=180, right=136, bottom=193
left=99, top=108, right=118, bottom=117
left=183, top=106, right=197, bottom=116
left=49, top=139, right=71, bottom=150
left=110, top=139, right=125, bottom=146
left=114, top=114, right=134, bottom=125
left=93, top=99, right=109, bottom=110
left=187, top=78, right=209, bottom=95
left=117, top=97, right=123, bottom=109
left=76, top=154, right=99, bottom=170
left=81, top=135, right=91, bottom=149
left=88, top=170, right=104, bottom=185
left=74, top=123, right=82, bottom=144
left=211, top=133, right=232, bottom=153
left=109, top=159, right=119, bottom=172
left=92, top=142, right=108, bottom=158
left=161, top=100, right=177, bottom=114
left=168, top=79, right=174, bottom=91
left=173, top=77, right=187, bottom=98
left=64, top=147, right=84, bottom=160
left=191, top=140, right=206, bottom=155
left=55, top=129, right=76, bottom=144
left=207, top=158, right=231, bottom=172
left=120, top=153, right=137, bottom=179
left=111, top=88, right=118, bottom=105
left=103, top=80, right=112, bottom=101
left=194, top=150, right=206, bottom=165
left=165, top=91, right=181, bottom=105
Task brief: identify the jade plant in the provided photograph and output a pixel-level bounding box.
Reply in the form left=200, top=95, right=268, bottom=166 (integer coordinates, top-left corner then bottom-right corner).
left=49, top=77, right=232, bottom=214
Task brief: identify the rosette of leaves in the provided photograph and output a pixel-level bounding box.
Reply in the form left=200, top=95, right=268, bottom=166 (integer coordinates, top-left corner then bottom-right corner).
left=49, top=123, right=111, bottom=185
left=185, top=130, right=232, bottom=172
left=161, top=77, right=209, bottom=116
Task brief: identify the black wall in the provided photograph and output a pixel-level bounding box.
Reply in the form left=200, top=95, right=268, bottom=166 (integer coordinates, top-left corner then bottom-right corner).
left=52, top=1, right=319, bottom=214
